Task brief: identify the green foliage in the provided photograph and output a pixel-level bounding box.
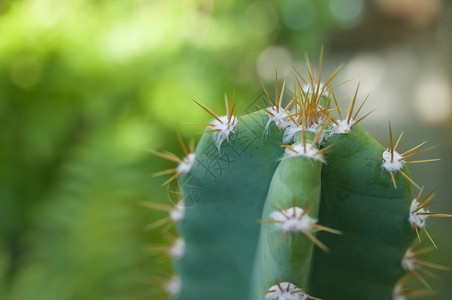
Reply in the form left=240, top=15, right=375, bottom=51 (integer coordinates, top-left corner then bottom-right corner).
left=6, top=136, right=157, bottom=300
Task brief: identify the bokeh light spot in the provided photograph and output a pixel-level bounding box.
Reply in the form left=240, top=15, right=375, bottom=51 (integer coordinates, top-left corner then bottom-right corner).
left=256, top=46, right=293, bottom=81
left=415, top=77, right=452, bottom=124
left=329, top=0, right=364, bottom=28
left=281, top=0, right=316, bottom=31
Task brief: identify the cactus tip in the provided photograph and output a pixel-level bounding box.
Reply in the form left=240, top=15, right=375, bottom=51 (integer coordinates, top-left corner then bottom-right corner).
left=209, top=114, right=238, bottom=150
left=402, top=243, right=449, bottom=291
left=176, top=153, right=195, bottom=174
left=193, top=95, right=238, bottom=151
left=409, top=187, right=452, bottom=248
left=164, top=276, right=182, bottom=297
left=283, top=143, right=325, bottom=162
left=141, top=199, right=185, bottom=231
left=264, top=106, right=291, bottom=132
left=264, top=282, right=318, bottom=300
left=382, top=149, right=405, bottom=173
left=409, top=198, right=430, bottom=230
left=266, top=203, right=340, bottom=252
left=330, top=85, right=373, bottom=135
left=150, top=136, right=196, bottom=186
left=169, top=237, right=185, bottom=259
left=330, top=119, right=353, bottom=135
left=270, top=206, right=316, bottom=233
left=169, top=201, right=185, bottom=223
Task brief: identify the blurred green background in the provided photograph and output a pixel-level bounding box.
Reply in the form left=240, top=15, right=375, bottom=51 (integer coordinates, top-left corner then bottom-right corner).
left=1, top=0, right=451, bottom=299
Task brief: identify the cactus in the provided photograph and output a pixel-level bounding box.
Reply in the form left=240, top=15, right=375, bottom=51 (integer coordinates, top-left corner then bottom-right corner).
left=150, top=58, right=451, bottom=300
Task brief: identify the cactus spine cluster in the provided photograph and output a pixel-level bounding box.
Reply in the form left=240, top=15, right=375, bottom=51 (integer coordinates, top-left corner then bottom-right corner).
left=151, top=58, right=450, bottom=300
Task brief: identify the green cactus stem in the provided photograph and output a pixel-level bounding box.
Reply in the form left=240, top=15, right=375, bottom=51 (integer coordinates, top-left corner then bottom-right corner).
left=150, top=58, right=450, bottom=300
left=251, top=129, right=341, bottom=299
left=176, top=106, right=286, bottom=299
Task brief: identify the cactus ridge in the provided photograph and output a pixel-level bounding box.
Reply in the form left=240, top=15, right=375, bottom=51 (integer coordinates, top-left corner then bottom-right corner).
left=150, top=58, right=451, bottom=300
